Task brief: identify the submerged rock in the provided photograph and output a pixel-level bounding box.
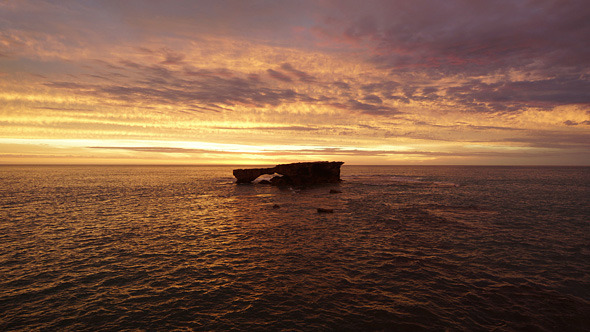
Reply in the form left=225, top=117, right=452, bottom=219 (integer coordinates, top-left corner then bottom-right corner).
left=317, top=208, right=334, bottom=213
left=233, top=161, right=344, bottom=186
left=329, top=189, right=342, bottom=194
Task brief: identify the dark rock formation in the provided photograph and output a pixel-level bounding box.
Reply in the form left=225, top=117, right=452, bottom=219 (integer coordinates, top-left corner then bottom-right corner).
left=269, top=175, right=290, bottom=186
left=233, top=161, right=344, bottom=186
left=317, top=208, right=334, bottom=213
left=233, top=167, right=275, bottom=183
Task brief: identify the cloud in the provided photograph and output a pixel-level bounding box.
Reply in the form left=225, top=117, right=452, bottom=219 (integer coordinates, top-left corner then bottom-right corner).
left=3, top=1, right=590, bottom=165
left=333, top=81, right=350, bottom=90
left=410, top=119, right=524, bottom=132
left=444, top=76, right=590, bottom=113
left=319, top=0, right=590, bottom=72
left=160, top=49, right=185, bottom=65
left=328, top=100, right=398, bottom=116
left=503, top=130, right=590, bottom=149
left=87, top=145, right=556, bottom=159
left=40, top=53, right=409, bottom=120
left=267, top=69, right=293, bottom=82
left=213, top=125, right=320, bottom=131
left=88, top=146, right=235, bottom=154
left=44, top=58, right=314, bottom=110
left=359, top=81, right=409, bottom=102
left=308, top=0, right=590, bottom=113
left=32, top=106, right=95, bottom=113
left=362, top=94, right=382, bottom=104
left=346, top=100, right=398, bottom=116
left=280, top=63, right=316, bottom=82
left=361, top=81, right=400, bottom=93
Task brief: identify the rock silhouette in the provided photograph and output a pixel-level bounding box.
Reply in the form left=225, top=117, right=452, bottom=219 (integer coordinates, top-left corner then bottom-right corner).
left=233, top=161, right=343, bottom=186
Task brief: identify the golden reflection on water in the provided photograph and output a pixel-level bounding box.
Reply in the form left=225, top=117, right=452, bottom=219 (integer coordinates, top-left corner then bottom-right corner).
left=0, top=166, right=589, bottom=330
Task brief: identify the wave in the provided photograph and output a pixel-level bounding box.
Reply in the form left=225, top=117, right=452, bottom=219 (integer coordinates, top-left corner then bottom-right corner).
left=344, top=174, right=460, bottom=187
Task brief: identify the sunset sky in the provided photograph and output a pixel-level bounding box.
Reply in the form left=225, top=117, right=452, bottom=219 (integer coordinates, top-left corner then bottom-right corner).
left=1, top=0, right=589, bottom=165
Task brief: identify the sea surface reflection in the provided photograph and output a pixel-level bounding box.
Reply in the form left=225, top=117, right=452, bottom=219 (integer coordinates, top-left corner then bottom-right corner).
left=1, top=165, right=589, bottom=331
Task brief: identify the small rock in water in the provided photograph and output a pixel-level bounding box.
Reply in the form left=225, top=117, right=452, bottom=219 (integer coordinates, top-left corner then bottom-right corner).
left=329, top=189, right=342, bottom=194
left=317, top=208, right=334, bottom=213
left=272, top=204, right=281, bottom=209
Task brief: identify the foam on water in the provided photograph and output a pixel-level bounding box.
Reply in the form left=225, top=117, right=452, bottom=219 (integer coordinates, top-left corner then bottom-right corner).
left=1, top=165, right=589, bottom=331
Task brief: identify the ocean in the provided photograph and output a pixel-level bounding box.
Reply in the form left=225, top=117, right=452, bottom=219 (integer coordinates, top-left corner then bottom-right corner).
left=1, top=165, right=589, bottom=331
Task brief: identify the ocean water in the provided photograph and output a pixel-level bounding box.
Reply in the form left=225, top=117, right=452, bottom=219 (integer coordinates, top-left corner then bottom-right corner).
left=1, top=165, right=589, bottom=331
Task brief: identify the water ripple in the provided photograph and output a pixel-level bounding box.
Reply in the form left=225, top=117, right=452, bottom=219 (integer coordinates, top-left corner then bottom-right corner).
left=1, top=166, right=589, bottom=331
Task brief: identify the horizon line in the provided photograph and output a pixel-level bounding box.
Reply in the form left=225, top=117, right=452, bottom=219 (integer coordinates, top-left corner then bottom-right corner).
left=1, top=163, right=588, bottom=167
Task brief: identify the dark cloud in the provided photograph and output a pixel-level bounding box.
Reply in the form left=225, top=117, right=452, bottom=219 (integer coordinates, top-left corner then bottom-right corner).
left=361, top=81, right=400, bottom=94
left=45, top=59, right=316, bottom=110
left=562, top=119, right=590, bottom=126
left=119, top=60, right=142, bottom=69
left=280, top=63, right=316, bottom=82
left=247, top=73, right=261, bottom=82
left=46, top=77, right=298, bottom=110
left=503, top=130, right=590, bottom=149
left=213, top=125, right=319, bottom=131
left=346, top=100, right=399, bottom=116
left=84, top=74, right=113, bottom=81
left=323, top=0, right=590, bottom=72
left=412, top=120, right=524, bottom=131
left=357, top=124, right=379, bottom=130
left=32, top=106, right=95, bottom=113
left=464, top=124, right=523, bottom=131
left=180, top=107, right=221, bottom=114
left=267, top=69, right=293, bottom=82
left=359, top=81, right=409, bottom=102
left=312, top=0, right=590, bottom=111
left=422, top=87, right=438, bottom=95
left=564, top=120, right=577, bottom=126
left=44, top=54, right=411, bottom=118
left=446, top=76, right=590, bottom=112
left=362, top=94, right=382, bottom=104
left=333, top=81, right=350, bottom=90
left=160, top=49, right=185, bottom=65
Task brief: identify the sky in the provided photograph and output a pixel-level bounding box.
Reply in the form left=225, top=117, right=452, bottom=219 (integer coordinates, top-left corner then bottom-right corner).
left=1, top=0, right=589, bottom=165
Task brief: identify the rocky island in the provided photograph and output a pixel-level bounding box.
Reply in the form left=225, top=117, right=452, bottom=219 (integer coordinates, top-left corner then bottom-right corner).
left=233, top=161, right=344, bottom=186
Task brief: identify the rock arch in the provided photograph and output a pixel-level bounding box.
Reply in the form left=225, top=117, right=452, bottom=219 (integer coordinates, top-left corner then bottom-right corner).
left=233, top=161, right=344, bottom=186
